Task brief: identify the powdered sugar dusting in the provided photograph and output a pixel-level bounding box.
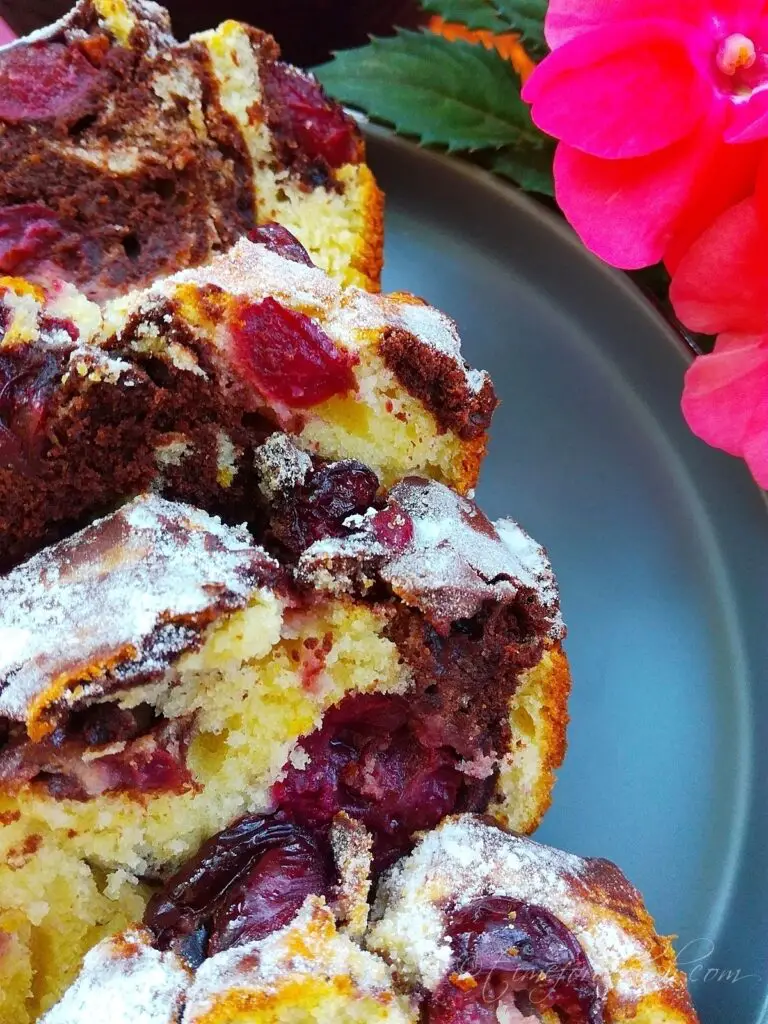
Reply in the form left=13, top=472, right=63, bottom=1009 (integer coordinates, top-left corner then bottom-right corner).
left=185, top=897, right=409, bottom=1022
left=159, top=238, right=339, bottom=314
left=41, top=928, right=190, bottom=1024
left=0, top=1, right=83, bottom=50
left=0, top=494, right=279, bottom=726
left=495, top=519, right=564, bottom=638
left=383, top=301, right=488, bottom=397
left=1, top=0, right=174, bottom=53
left=145, top=237, right=489, bottom=400
left=300, top=478, right=564, bottom=634
left=329, top=813, right=374, bottom=939
left=387, top=302, right=462, bottom=361
left=368, top=815, right=673, bottom=1005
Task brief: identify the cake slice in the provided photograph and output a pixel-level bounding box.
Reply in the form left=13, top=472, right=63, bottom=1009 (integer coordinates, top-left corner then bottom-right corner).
left=0, top=452, right=568, bottom=1020
left=0, top=239, right=495, bottom=570
left=368, top=815, right=700, bottom=1023
left=0, top=0, right=382, bottom=298
left=40, top=816, right=700, bottom=1023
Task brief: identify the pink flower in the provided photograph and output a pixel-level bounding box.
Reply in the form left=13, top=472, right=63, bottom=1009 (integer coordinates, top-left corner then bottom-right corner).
left=681, top=333, right=768, bottom=486
left=668, top=163, right=768, bottom=486
left=523, top=0, right=768, bottom=269
left=670, top=159, right=768, bottom=332
left=0, top=20, right=14, bottom=47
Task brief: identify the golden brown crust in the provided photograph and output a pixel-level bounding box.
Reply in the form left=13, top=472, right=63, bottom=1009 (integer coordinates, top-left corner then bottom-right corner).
left=572, top=857, right=698, bottom=1023
left=455, top=434, right=489, bottom=494
left=183, top=899, right=414, bottom=1023
left=490, top=641, right=572, bottom=833
left=615, top=990, right=699, bottom=1023
left=351, top=165, right=385, bottom=292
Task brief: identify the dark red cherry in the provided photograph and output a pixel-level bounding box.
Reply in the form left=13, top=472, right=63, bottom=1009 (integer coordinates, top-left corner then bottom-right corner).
left=269, top=459, right=379, bottom=554
left=273, top=693, right=482, bottom=869
left=94, top=744, right=192, bottom=795
left=0, top=42, right=101, bottom=122
left=248, top=223, right=314, bottom=266
left=431, top=897, right=604, bottom=1024
left=0, top=344, right=72, bottom=469
left=231, top=297, right=358, bottom=409
left=264, top=63, right=360, bottom=169
left=209, top=829, right=335, bottom=954
left=144, top=817, right=335, bottom=952
left=371, top=502, right=414, bottom=552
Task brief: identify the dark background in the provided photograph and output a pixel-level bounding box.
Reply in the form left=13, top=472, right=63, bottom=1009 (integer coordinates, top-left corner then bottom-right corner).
left=0, top=0, right=425, bottom=65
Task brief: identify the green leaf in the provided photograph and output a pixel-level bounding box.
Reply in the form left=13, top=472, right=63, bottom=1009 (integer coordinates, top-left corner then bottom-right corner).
left=316, top=30, right=542, bottom=152
left=490, top=141, right=555, bottom=195
left=420, top=0, right=510, bottom=33
left=492, top=0, right=549, bottom=60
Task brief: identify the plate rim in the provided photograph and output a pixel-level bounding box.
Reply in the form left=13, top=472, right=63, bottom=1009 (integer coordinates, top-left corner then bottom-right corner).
left=364, top=125, right=768, bottom=1024
left=363, top=123, right=768, bottom=521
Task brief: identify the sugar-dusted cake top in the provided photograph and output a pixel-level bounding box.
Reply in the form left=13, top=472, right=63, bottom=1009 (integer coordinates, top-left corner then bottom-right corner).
left=183, top=897, right=413, bottom=1023
left=0, top=493, right=280, bottom=737
left=41, top=927, right=190, bottom=1024
left=108, top=236, right=496, bottom=440
left=299, top=474, right=564, bottom=634
left=369, top=814, right=697, bottom=1018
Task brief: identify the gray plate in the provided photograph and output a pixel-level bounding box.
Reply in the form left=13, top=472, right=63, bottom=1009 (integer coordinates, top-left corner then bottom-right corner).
left=367, top=130, right=768, bottom=1024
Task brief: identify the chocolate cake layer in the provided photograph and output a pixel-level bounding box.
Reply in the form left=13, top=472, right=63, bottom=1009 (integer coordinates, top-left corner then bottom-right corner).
left=0, top=1, right=251, bottom=298
left=0, top=0, right=374, bottom=299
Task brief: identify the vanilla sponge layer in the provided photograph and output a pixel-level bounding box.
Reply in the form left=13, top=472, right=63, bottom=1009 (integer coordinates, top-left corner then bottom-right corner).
left=0, top=598, right=407, bottom=874
left=199, top=20, right=384, bottom=292
left=0, top=598, right=406, bottom=1023
left=296, top=346, right=483, bottom=493
left=0, top=849, right=149, bottom=1023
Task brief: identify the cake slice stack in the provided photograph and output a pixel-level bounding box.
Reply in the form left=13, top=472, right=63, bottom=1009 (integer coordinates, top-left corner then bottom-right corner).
left=0, top=460, right=570, bottom=1019
left=0, top=3, right=702, bottom=1023
left=41, top=816, right=700, bottom=1023
left=0, top=6, right=574, bottom=1011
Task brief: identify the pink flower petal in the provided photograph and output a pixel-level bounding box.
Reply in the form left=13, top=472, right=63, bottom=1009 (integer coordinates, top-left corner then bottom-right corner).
left=682, top=332, right=768, bottom=486
left=524, top=22, right=707, bottom=159
left=544, top=0, right=763, bottom=47
left=724, top=89, right=768, bottom=143
left=670, top=198, right=768, bottom=333
left=750, top=142, right=768, bottom=221
left=0, top=19, right=14, bottom=45
left=664, top=136, right=762, bottom=271
left=553, top=124, right=725, bottom=269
